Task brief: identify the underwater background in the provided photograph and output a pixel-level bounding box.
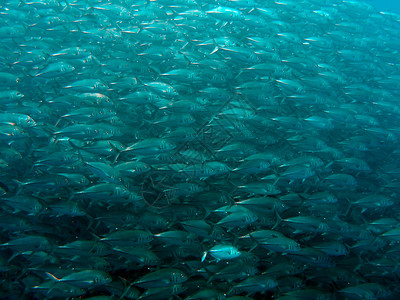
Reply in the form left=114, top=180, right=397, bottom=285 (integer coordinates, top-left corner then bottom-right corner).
left=1, top=0, right=400, bottom=299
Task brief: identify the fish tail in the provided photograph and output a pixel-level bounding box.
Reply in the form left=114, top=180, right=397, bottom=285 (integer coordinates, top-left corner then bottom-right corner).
left=272, top=176, right=280, bottom=187
left=209, top=46, right=219, bottom=55
left=272, top=210, right=282, bottom=230
left=12, top=179, right=24, bottom=196
left=201, top=251, right=207, bottom=262
left=45, top=272, right=61, bottom=282
left=206, top=274, right=215, bottom=285
left=344, top=197, right=352, bottom=216
left=325, top=161, right=334, bottom=168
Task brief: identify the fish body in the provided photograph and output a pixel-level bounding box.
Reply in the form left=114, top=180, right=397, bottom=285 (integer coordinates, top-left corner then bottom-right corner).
left=46, top=270, right=112, bottom=288
left=134, top=268, right=188, bottom=289
left=202, top=244, right=241, bottom=262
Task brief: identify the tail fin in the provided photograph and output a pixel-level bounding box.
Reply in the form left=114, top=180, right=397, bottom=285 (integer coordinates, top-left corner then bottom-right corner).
left=344, top=197, right=352, bottom=216
left=12, top=179, right=25, bottom=196
left=210, top=46, right=219, bottom=55
left=325, top=160, right=335, bottom=169
left=201, top=251, right=208, bottom=262
left=45, top=272, right=61, bottom=282
left=272, top=210, right=283, bottom=230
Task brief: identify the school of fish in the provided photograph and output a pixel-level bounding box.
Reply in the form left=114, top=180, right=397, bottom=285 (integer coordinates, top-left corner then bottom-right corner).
left=1, top=0, right=400, bottom=299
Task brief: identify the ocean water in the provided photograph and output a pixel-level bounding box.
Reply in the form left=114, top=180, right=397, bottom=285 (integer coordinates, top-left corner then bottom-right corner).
left=367, top=0, right=400, bottom=14
left=1, top=0, right=400, bottom=299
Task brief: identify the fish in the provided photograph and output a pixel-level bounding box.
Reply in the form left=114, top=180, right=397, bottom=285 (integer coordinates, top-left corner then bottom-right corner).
left=133, top=268, right=188, bottom=289
left=201, top=244, right=242, bottom=262
left=45, top=270, right=112, bottom=289
left=1, top=0, right=400, bottom=299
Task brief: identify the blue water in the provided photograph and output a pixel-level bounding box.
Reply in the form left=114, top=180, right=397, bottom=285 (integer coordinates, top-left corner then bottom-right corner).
left=368, top=0, right=400, bottom=14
